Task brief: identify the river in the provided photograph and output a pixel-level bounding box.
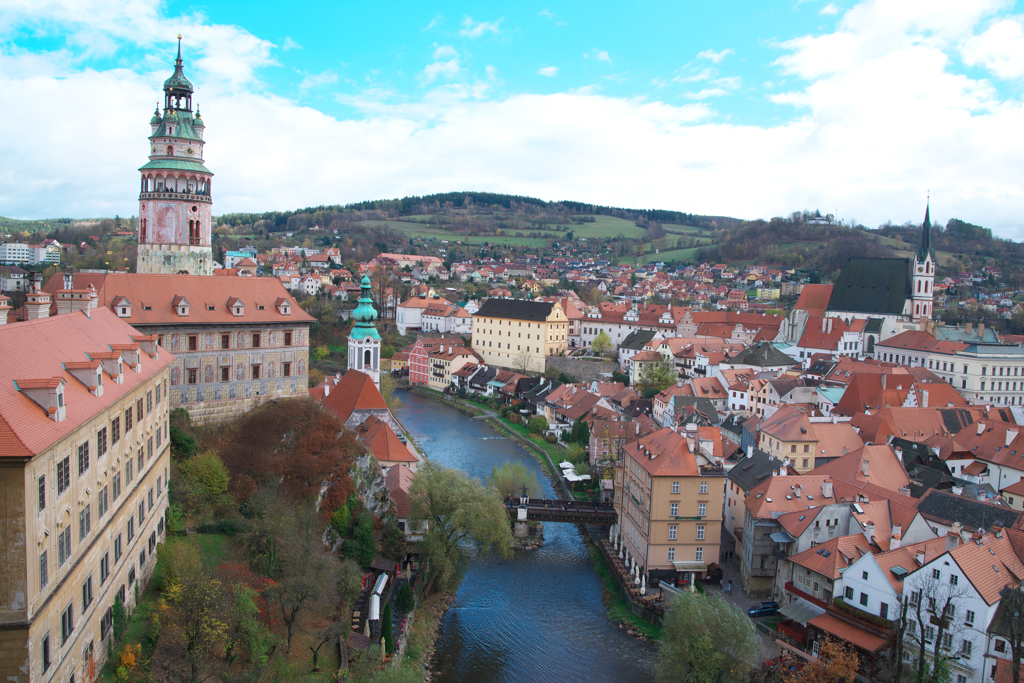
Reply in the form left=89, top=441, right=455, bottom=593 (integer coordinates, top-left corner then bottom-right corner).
left=396, top=390, right=656, bottom=683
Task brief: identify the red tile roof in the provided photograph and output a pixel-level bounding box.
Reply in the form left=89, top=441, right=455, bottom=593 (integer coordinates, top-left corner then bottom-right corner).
left=0, top=308, right=174, bottom=456
left=385, top=463, right=415, bottom=518
left=794, top=284, right=834, bottom=317
left=358, top=416, right=418, bottom=464
left=808, top=613, right=887, bottom=652
left=316, top=371, right=388, bottom=424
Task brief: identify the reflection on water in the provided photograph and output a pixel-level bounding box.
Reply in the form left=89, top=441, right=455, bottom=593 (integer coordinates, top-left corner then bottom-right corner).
left=397, top=391, right=655, bottom=683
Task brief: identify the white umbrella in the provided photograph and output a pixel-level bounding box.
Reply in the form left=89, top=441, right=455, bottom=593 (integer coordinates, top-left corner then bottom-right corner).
left=641, top=575, right=647, bottom=595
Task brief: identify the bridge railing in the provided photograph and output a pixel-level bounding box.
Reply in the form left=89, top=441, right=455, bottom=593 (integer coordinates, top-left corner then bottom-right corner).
left=503, top=498, right=615, bottom=511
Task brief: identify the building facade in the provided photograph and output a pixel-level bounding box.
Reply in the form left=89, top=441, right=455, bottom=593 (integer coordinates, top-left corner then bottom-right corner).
left=136, top=40, right=214, bottom=276
left=0, top=309, right=173, bottom=683
left=471, top=299, right=568, bottom=374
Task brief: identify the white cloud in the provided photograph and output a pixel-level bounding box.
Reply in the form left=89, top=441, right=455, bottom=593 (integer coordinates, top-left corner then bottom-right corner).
left=486, top=65, right=498, bottom=80
left=696, top=48, right=735, bottom=63
left=281, top=36, right=301, bottom=51
left=585, top=49, right=613, bottom=65
left=8, top=0, right=1024, bottom=239
left=460, top=16, right=502, bottom=39
left=820, top=3, right=840, bottom=14
left=962, top=17, right=1024, bottom=79
left=422, top=15, right=443, bottom=31
left=539, top=8, right=553, bottom=18
left=298, top=70, right=337, bottom=93
left=537, top=65, right=559, bottom=77
left=421, top=45, right=461, bottom=84
left=683, top=88, right=729, bottom=100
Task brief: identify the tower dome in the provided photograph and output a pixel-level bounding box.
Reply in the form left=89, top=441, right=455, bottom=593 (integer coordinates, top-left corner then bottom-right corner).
left=350, top=275, right=381, bottom=339
left=348, top=275, right=381, bottom=388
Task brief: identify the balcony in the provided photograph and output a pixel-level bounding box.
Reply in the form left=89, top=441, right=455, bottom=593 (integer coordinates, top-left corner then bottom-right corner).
left=140, top=191, right=212, bottom=203
left=784, top=581, right=828, bottom=609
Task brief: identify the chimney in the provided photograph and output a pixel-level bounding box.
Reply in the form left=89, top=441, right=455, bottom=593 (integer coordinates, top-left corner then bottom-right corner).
left=891, top=524, right=902, bottom=550
left=24, top=289, right=52, bottom=321
left=881, top=373, right=886, bottom=389
left=915, top=551, right=925, bottom=566
left=780, top=465, right=787, bottom=476
left=795, top=485, right=802, bottom=498
left=827, top=318, right=833, bottom=334
left=966, top=321, right=973, bottom=335
left=921, top=389, right=928, bottom=408
left=894, top=447, right=903, bottom=462
left=978, top=422, right=986, bottom=436
left=822, top=480, right=833, bottom=498
left=864, top=521, right=875, bottom=544
left=677, top=378, right=683, bottom=388
left=63, top=271, right=73, bottom=290
left=1007, top=429, right=1019, bottom=447
left=821, top=318, right=827, bottom=333
left=746, top=445, right=754, bottom=459
left=952, top=485, right=964, bottom=495
left=861, top=459, right=870, bottom=477
left=978, top=490, right=987, bottom=502
left=979, top=322, right=985, bottom=339
left=0, top=295, right=9, bottom=325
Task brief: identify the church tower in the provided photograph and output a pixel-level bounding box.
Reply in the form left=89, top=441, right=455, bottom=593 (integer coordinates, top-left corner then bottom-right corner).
left=348, top=275, right=381, bottom=388
left=912, top=201, right=935, bottom=322
left=136, top=38, right=214, bottom=276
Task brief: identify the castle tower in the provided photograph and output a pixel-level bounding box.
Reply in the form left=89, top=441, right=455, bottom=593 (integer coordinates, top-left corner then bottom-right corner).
left=136, top=38, right=214, bottom=276
left=348, top=275, right=381, bottom=388
left=912, top=201, right=935, bottom=322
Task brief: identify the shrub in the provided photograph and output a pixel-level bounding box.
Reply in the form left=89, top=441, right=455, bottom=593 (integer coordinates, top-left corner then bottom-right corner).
left=545, top=434, right=557, bottom=444
left=331, top=505, right=351, bottom=536
left=527, top=417, right=547, bottom=434
left=170, top=425, right=197, bottom=460
left=382, top=602, right=394, bottom=654
left=396, top=582, right=415, bottom=613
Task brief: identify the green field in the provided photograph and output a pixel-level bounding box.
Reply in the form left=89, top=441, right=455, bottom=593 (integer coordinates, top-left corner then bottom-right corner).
left=647, top=247, right=705, bottom=262
left=662, top=223, right=706, bottom=235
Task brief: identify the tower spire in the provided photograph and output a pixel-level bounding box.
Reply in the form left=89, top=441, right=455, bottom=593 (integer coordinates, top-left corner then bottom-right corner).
left=176, top=34, right=182, bottom=62
left=917, top=196, right=932, bottom=262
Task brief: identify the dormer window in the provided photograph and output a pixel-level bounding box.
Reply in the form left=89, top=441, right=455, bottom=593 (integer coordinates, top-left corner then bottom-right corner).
left=16, top=377, right=66, bottom=422
left=172, top=295, right=190, bottom=317
left=228, top=297, right=244, bottom=317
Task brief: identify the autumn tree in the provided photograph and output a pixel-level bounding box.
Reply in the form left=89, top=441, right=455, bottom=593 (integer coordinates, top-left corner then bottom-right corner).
left=788, top=637, right=857, bottom=683
left=408, top=461, right=513, bottom=595
left=656, top=592, right=759, bottom=683
left=337, top=558, right=364, bottom=671
left=904, top=567, right=974, bottom=683
left=637, top=356, right=676, bottom=396
left=590, top=331, right=613, bottom=356
left=380, top=371, right=403, bottom=413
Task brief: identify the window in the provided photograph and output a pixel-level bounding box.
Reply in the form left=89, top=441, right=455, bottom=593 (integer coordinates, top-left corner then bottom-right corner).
left=695, top=547, right=703, bottom=561
left=909, top=590, right=921, bottom=606
left=148, top=488, right=154, bottom=510
left=114, top=534, right=122, bottom=563
left=284, top=331, right=293, bottom=346
left=862, top=571, right=869, bottom=580
left=188, top=335, right=197, bottom=351
left=128, top=567, right=136, bottom=586
left=697, top=525, right=705, bottom=540
left=58, top=526, right=71, bottom=566
left=932, top=568, right=941, bottom=580
left=957, top=676, right=967, bottom=683
left=100, top=552, right=109, bottom=584
left=139, top=550, right=146, bottom=567
left=40, top=551, right=48, bottom=589
left=38, top=475, right=45, bottom=512
left=698, top=502, right=707, bottom=517
left=126, top=458, right=133, bottom=486
left=98, top=485, right=108, bottom=518
left=283, top=362, right=291, bottom=377
left=859, top=592, right=869, bottom=607
left=156, top=426, right=161, bottom=450
left=802, top=458, right=809, bottom=468
left=97, top=427, right=107, bottom=457
left=845, top=586, right=854, bottom=600
left=252, top=364, right=261, bottom=380
left=950, top=574, right=958, bottom=586
left=79, top=505, right=90, bottom=540
left=157, top=476, right=162, bottom=497
left=61, top=603, right=74, bottom=645
left=111, top=416, right=120, bottom=445
left=670, top=503, right=678, bottom=516
left=187, top=368, right=197, bottom=384
left=78, top=441, right=90, bottom=475
left=996, top=639, right=1007, bottom=653
left=155, top=383, right=161, bottom=405
left=42, top=634, right=50, bottom=672
left=791, top=444, right=796, bottom=453
left=221, top=366, right=230, bottom=382
left=700, top=481, right=708, bottom=494
left=113, top=472, right=122, bottom=499
left=965, top=610, right=975, bottom=625
left=127, top=517, right=134, bottom=542
left=880, top=602, right=888, bottom=619
left=221, top=333, right=230, bottom=350
left=961, top=640, right=972, bottom=657
left=252, top=333, right=261, bottom=348
left=669, top=525, right=677, bottom=540
left=101, top=607, right=113, bottom=640
left=147, top=437, right=153, bottom=462
left=941, top=633, right=953, bottom=650
left=82, top=575, right=93, bottom=609
left=125, top=406, right=133, bottom=432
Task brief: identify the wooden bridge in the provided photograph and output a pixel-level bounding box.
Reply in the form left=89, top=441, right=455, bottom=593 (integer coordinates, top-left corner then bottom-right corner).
left=504, top=499, right=617, bottom=524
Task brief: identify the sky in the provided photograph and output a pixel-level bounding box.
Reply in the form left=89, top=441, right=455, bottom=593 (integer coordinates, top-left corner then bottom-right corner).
left=3, top=0, right=1024, bottom=238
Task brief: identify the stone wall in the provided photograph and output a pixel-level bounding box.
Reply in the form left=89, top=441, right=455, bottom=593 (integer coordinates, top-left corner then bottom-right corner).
left=544, top=356, right=616, bottom=384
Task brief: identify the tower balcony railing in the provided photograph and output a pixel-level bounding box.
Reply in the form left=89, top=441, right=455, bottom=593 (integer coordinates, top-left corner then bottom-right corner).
left=140, top=191, right=212, bottom=203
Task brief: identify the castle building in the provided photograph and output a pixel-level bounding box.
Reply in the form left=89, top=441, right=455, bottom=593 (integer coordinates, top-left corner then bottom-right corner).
left=0, top=309, right=173, bottom=683
left=136, top=38, right=214, bottom=276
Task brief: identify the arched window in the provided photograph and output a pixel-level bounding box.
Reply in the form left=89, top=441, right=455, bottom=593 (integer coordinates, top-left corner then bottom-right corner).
left=866, top=336, right=875, bottom=355
left=166, top=145, right=173, bottom=156
left=140, top=219, right=147, bottom=241
left=364, top=349, right=372, bottom=367
left=915, top=303, right=920, bottom=315
left=925, top=281, right=929, bottom=293
left=917, top=280, right=921, bottom=293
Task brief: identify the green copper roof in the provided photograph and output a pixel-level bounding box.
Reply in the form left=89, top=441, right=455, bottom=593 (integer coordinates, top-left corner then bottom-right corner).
left=350, top=275, right=380, bottom=340
left=163, top=41, right=194, bottom=93
left=150, top=107, right=162, bottom=124
left=150, top=115, right=204, bottom=142
left=138, top=159, right=213, bottom=174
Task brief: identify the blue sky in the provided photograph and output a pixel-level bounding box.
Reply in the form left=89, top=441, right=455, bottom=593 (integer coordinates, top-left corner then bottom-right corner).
left=3, top=0, right=1024, bottom=238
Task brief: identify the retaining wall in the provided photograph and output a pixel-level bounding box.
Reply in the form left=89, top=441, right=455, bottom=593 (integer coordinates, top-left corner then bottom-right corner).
left=545, top=356, right=617, bottom=383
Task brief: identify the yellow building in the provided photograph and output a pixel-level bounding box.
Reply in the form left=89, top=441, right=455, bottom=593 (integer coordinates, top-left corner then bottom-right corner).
left=426, top=345, right=480, bottom=392
left=612, top=427, right=726, bottom=586
left=471, top=299, right=568, bottom=374
left=0, top=308, right=173, bottom=683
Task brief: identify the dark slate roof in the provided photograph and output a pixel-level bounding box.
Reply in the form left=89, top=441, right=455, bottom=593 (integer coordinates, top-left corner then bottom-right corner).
left=940, top=407, right=1014, bottom=434
left=865, top=318, right=884, bottom=334
left=672, top=396, right=720, bottom=424
left=620, top=329, right=659, bottom=351
left=720, top=414, right=745, bottom=438
left=524, top=379, right=562, bottom=404
left=727, top=448, right=784, bottom=493
left=623, top=398, right=653, bottom=419
left=827, top=258, right=911, bottom=316
left=474, top=298, right=554, bottom=321
left=917, top=489, right=1021, bottom=532
left=729, top=342, right=798, bottom=368
left=469, top=366, right=497, bottom=387
left=806, top=357, right=838, bottom=377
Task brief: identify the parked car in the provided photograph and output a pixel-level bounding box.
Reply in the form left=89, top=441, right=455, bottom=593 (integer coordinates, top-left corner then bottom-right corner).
left=747, top=601, right=780, bottom=618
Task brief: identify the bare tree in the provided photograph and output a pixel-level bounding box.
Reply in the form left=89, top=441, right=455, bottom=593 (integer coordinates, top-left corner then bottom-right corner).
left=904, top=568, right=975, bottom=683
left=513, top=346, right=532, bottom=375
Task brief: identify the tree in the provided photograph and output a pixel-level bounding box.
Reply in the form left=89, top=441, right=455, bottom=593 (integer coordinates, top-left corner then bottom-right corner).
left=512, top=346, right=532, bottom=375
left=656, top=592, right=759, bottom=683
left=174, top=450, right=231, bottom=528
left=346, top=511, right=377, bottom=567
left=380, top=372, right=403, bottom=413
left=569, top=418, right=590, bottom=446
left=904, top=567, right=974, bottom=683
left=1003, top=587, right=1024, bottom=683
left=789, top=637, right=857, bottom=683
left=488, top=460, right=540, bottom=498
left=527, top=416, right=547, bottom=434
left=591, top=331, right=613, bottom=356
left=637, top=357, right=676, bottom=396
left=312, top=345, right=330, bottom=363
left=337, top=558, right=365, bottom=671
left=408, top=461, right=513, bottom=595
left=382, top=602, right=394, bottom=654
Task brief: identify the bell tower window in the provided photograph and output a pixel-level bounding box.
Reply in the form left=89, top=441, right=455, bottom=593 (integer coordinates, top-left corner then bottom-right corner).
left=166, top=145, right=174, bottom=156
left=140, top=219, right=147, bottom=242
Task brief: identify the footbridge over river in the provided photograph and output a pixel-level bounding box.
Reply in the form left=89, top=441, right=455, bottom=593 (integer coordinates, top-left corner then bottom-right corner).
left=504, top=497, right=617, bottom=524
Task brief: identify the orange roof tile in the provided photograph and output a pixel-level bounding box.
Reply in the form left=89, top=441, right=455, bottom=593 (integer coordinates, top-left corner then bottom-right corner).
left=385, top=463, right=415, bottom=518
left=358, top=416, right=418, bottom=464
left=788, top=534, right=874, bottom=579
left=317, top=371, right=388, bottom=424
left=623, top=428, right=699, bottom=477
left=808, top=613, right=887, bottom=652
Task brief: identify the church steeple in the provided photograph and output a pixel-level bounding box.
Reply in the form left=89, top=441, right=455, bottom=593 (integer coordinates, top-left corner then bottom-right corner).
left=917, top=201, right=934, bottom=262
left=348, top=275, right=381, bottom=388
left=912, top=199, right=935, bottom=323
